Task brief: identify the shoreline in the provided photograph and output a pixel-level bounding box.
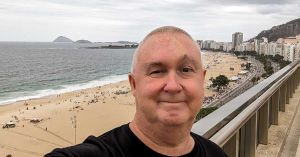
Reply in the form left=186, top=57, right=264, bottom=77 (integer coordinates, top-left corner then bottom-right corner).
left=0, top=51, right=244, bottom=106
left=0, top=51, right=247, bottom=157
left=0, top=74, right=129, bottom=106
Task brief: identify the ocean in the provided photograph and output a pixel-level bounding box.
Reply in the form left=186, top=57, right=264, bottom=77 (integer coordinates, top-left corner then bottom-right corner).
left=0, top=42, right=135, bottom=105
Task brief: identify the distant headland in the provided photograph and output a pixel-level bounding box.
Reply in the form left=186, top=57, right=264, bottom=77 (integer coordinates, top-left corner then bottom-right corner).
left=53, top=36, right=73, bottom=42
left=75, top=39, right=92, bottom=43
left=53, top=36, right=138, bottom=49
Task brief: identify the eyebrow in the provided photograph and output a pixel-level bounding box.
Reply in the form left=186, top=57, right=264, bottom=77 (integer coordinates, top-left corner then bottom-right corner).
left=180, top=54, right=200, bottom=69
left=143, top=54, right=201, bottom=70
left=144, top=62, right=164, bottom=70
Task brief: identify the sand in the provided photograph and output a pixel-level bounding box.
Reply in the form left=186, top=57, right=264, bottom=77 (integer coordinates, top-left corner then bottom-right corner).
left=0, top=51, right=246, bottom=157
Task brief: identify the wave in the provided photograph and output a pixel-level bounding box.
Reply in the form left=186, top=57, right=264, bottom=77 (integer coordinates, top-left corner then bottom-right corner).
left=0, top=74, right=128, bottom=105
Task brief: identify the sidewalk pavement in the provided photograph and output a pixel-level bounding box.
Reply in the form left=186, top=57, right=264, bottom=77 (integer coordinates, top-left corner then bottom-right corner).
left=296, top=138, right=300, bottom=157
left=280, top=85, right=300, bottom=157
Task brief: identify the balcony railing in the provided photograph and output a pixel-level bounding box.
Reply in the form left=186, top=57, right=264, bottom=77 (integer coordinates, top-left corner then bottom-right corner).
left=192, top=60, right=300, bottom=157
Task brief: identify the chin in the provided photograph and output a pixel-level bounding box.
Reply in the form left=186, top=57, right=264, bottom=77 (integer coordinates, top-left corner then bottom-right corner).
left=160, top=116, right=191, bottom=126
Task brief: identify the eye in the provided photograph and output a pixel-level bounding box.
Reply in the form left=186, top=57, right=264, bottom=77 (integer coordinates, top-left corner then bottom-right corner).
left=150, top=70, right=163, bottom=75
left=180, top=66, right=195, bottom=73
left=147, top=68, right=167, bottom=77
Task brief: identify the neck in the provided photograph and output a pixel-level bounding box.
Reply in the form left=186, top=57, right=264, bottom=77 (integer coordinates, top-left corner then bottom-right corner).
left=129, top=117, right=195, bottom=156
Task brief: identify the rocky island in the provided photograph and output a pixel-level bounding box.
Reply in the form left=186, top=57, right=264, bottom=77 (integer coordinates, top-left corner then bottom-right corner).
left=53, top=36, right=73, bottom=43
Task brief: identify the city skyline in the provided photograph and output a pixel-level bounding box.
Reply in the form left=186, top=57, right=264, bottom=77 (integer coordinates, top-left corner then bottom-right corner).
left=0, top=0, right=299, bottom=42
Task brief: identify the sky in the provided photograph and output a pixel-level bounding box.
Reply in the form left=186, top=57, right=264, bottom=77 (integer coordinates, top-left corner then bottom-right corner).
left=0, top=0, right=299, bottom=42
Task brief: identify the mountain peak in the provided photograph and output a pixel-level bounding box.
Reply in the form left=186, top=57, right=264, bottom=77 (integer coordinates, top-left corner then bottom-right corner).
left=53, top=36, right=73, bottom=42
left=251, top=18, right=300, bottom=42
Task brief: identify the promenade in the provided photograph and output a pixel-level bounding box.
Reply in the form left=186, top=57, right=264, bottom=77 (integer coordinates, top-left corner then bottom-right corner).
left=256, top=82, right=300, bottom=157
left=193, top=60, right=300, bottom=157
left=280, top=85, right=300, bottom=157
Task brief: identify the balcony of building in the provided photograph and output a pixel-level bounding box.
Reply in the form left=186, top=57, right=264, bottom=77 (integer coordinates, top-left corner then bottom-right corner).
left=192, top=60, right=300, bottom=157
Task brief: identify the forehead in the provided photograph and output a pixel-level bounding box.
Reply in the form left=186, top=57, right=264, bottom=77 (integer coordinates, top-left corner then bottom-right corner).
left=137, top=33, right=201, bottom=63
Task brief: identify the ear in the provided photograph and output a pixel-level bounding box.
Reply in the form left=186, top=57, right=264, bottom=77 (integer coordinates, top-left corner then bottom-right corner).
left=203, top=69, right=206, bottom=78
left=128, top=74, right=136, bottom=97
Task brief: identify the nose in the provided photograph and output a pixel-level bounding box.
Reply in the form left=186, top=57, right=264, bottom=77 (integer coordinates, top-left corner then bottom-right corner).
left=163, top=72, right=183, bottom=93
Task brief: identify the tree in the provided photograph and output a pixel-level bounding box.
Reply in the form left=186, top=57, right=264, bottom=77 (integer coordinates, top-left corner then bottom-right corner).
left=195, top=107, right=218, bottom=122
left=245, top=63, right=251, bottom=70
left=262, top=73, right=268, bottom=78
left=251, top=77, right=257, bottom=85
left=212, top=75, right=230, bottom=91
left=234, top=51, right=241, bottom=56
left=256, top=76, right=261, bottom=82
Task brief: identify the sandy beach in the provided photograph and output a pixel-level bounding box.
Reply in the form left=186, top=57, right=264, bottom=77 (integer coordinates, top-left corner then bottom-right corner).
left=0, top=51, right=246, bottom=157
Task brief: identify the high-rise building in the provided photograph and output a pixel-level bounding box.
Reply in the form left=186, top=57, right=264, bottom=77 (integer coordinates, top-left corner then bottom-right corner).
left=223, top=42, right=233, bottom=52
left=259, top=42, right=268, bottom=55
left=232, top=32, right=243, bottom=51
left=283, top=44, right=296, bottom=62
left=296, top=42, right=300, bottom=61
left=262, top=37, right=268, bottom=43
left=254, top=39, right=262, bottom=53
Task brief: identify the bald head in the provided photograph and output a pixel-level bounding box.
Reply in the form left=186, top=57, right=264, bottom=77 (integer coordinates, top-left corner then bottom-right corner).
left=131, top=26, right=202, bottom=73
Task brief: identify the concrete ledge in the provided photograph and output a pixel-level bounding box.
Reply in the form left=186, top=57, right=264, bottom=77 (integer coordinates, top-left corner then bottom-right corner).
left=296, top=138, right=300, bottom=157
left=256, top=85, right=300, bottom=157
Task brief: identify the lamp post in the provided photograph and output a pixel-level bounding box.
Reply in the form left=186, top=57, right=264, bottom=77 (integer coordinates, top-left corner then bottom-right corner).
left=71, top=115, right=77, bottom=144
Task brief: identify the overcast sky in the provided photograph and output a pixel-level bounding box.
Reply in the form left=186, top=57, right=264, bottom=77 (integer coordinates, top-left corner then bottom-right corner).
left=0, top=0, right=299, bottom=42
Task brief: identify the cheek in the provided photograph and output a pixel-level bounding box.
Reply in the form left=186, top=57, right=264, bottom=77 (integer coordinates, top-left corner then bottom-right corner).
left=187, top=78, right=204, bottom=93
left=137, top=78, right=165, bottom=98
left=185, top=81, right=205, bottom=104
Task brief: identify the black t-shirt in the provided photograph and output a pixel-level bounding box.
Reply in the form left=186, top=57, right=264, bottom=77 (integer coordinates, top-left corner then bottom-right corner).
left=45, top=124, right=228, bottom=157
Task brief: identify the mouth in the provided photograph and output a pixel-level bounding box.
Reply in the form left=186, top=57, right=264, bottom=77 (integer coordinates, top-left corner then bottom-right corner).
left=158, top=101, right=186, bottom=117
left=159, top=101, right=185, bottom=103
left=159, top=100, right=186, bottom=105
left=158, top=101, right=186, bottom=109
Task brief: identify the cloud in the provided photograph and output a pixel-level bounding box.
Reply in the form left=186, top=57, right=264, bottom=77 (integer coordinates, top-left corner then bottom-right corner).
left=206, top=0, right=296, bottom=5
left=0, top=0, right=299, bottom=41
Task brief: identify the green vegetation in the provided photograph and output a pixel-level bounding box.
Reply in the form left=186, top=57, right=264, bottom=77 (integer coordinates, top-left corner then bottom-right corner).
left=268, top=54, right=291, bottom=69
left=251, top=76, right=261, bottom=85
left=211, top=75, right=230, bottom=91
left=194, top=50, right=291, bottom=121
left=233, top=51, right=291, bottom=78
left=195, top=107, right=219, bottom=122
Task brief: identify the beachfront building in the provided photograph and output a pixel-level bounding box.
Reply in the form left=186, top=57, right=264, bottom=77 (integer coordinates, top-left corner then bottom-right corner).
left=235, top=42, right=251, bottom=52
left=232, top=32, right=243, bottom=51
left=210, top=41, right=223, bottom=50
left=275, top=38, right=284, bottom=56
left=262, top=37, right=268, bottom=43
left=201, top=33, right=300, bottom=62
left=279, top=35, right=300, bottom=62
left=223, top=42, right=233, bottom=52
left=235, top=42, right=252, bottom=52
left=259, top=42, right=268, bottom=55
left=235, top=44, right=244, bottom=52
left=282, top=35, right=300, bottom=45
left=275, top=43, right=284, bottom=56
left=202, top=40, right=215, bottom=50
left=267, top=42, right=277, bottom=56
left=197, top=40, right=203, bottom=48
left=201, top=40, right=233, bottom=52
left=254, top=39, right=262, bottom=53
left=283, top=44, right=296, bottom=62
left=244, top=42, right=254, bottom=52
left=296, top=42, right=300, bottom=61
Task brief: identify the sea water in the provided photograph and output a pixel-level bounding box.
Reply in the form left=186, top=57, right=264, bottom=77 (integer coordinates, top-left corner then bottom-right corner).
left=0, top=42, right=134, bottom=105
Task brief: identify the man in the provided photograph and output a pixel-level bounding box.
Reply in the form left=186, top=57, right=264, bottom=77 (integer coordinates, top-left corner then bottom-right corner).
left=45, top=26, right=228, bottom=157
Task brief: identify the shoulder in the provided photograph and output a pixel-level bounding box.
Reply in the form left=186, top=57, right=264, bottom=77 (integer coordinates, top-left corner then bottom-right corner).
left=45, top=124, right=132, bottom=157
left=191, top=132, right=228, bottom=157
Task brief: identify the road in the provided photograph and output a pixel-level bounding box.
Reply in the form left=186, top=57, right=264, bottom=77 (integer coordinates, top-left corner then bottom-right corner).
left=204, top=56, right=265, bottom=108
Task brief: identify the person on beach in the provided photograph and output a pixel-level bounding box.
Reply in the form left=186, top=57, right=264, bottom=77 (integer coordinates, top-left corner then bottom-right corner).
left=45, top=26, right=228, bottom=157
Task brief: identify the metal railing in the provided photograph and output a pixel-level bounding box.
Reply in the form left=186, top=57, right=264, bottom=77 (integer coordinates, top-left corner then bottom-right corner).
left=192, top=60, right=300, bottom=157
